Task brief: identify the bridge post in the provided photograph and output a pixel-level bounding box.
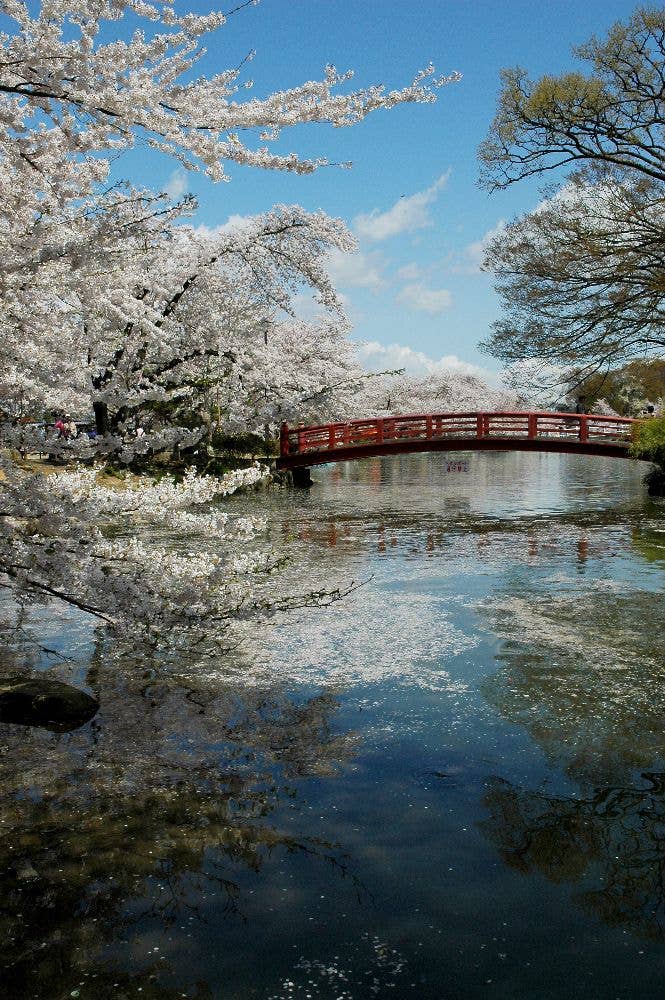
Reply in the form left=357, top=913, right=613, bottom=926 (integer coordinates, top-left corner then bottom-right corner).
left=477, top=414, right=490, bottom=438
left=376, top=419, right=384, bottom=444
left=280, top=422, right=289, bottom=457
left=426, top=415, right=433, bottom=439
left=291, top=466, right=313, bottom=488
left=328, top=425, right=336, bottom=449
left=579, top=416, right=589, bottom=443
left=528, top=414, right=537, bottom=439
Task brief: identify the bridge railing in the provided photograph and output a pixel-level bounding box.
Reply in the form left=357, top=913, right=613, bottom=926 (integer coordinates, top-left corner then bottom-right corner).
left=280, top=411, right=636, bottom=457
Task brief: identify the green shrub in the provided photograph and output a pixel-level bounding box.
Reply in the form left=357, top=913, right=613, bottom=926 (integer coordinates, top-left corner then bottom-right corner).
left=630, top=417, right=665, bottom=467
left=210, top=430, right=277, bottom=456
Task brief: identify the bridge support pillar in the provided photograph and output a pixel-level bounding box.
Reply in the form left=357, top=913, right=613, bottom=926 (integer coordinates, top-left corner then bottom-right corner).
left=291, top=466, right=313, bottom=488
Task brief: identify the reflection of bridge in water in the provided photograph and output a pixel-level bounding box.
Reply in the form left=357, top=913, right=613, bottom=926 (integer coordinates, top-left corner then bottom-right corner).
left=278, top=411, right=637, bottom=472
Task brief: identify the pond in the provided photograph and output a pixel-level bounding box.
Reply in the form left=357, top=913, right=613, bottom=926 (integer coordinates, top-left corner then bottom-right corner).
left=2, top=451, right=665, bottom=999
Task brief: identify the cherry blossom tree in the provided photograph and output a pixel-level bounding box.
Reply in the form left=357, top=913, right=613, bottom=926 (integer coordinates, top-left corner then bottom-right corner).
left=355, top=368, right=518, bottom=416
left=183, top=313, right=383, bottom=438
left=0, top=0, right=460, bottom=645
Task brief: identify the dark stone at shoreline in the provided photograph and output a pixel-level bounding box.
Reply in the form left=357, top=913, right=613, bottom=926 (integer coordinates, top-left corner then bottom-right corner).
left=0, top=677, right=99, bottom=732
left=645, top=466, right=665, bottom=497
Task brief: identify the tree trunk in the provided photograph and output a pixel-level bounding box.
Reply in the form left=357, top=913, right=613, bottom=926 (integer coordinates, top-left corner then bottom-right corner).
left=93, top=401, right=109, bottom=435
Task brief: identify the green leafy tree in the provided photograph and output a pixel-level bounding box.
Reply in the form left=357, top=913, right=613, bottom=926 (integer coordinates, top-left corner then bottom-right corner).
left=631, top=415, right=665, bottom=464
left=480, top=7, right=665, bottom=190
left=479, top=7, right=665, bottom=384
left=631, top=405, right=665, bottom=495
left=482, top=175, right=665, bottom=378
left=568, top=359, right=665, bottom=415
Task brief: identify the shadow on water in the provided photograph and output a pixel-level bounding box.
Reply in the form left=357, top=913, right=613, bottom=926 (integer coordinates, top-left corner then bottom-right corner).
left=0, top=643, right=363, bottom=999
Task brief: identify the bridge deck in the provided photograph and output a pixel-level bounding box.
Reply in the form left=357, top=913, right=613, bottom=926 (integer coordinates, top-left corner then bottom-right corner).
left=277, top=411, right=637, bottom=469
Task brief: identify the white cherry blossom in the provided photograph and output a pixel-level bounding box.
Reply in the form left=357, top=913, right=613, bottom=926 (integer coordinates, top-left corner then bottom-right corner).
left=0, top=0, right=460, bottom=645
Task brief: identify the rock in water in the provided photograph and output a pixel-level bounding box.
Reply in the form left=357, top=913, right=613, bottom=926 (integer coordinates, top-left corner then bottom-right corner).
left=0, top=677, right=99, bottom=732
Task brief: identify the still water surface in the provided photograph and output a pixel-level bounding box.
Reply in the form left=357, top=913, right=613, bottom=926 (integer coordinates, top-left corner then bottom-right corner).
left=2, top=451, right=665, bottom=999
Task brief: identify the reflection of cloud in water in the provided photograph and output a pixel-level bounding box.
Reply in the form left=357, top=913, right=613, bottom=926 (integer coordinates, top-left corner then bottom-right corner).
left=0, top=592, right=94, bottom=670
left=237, top=586, right=475, bottom=692
left=482, top=590, right=651, bottom=668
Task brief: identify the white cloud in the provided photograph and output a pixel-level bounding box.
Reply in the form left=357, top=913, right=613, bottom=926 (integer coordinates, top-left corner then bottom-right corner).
left=353, top=171, right=450, bottom=242
left=325, top=248, right=386, bottom=291
left=396, top=262, right=423, bottom=281
left=290, top=292, right=324, bottom=321
left=290, top=289, right=352, bottom=321
left=355, top=340, right=500, bottom=384
left=164, top=168, right=188, bottom=200
left=397, top=282, right=452, bottom=314
left=193, top=214, right=254, bottom=238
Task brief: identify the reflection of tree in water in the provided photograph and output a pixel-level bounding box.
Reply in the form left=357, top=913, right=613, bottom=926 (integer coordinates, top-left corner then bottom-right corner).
left=632, top=524, right=665, bottom=567
left=0, top=648, right=360, bottom=999
left=482, top=773, right=665, bottom=940
left=480, top=574, right=665, bottom=940
left=483, top=587, right=665, bottom=784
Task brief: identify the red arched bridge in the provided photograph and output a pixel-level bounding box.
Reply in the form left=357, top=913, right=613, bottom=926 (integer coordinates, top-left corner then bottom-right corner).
left=277, top=411, right=637, bottom=470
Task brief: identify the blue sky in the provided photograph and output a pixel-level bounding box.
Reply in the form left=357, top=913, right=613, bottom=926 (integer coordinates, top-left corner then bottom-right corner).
left=117, top=0, right=641, bottom=383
